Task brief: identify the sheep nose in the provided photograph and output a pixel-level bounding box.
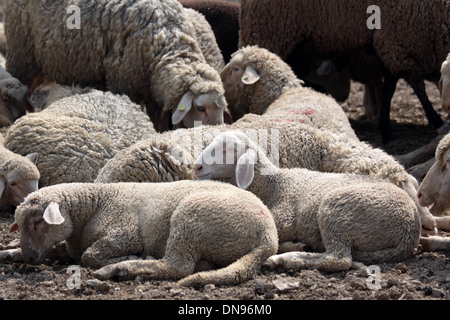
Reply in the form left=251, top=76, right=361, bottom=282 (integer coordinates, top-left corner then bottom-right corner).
left=194, top=164, right=203, bottom=174
left=417, top=190, right=423, bottom=200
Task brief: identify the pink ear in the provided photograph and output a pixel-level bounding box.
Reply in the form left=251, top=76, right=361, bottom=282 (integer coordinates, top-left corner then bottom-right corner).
left=235, top=150, right=256, bottom=189
left=9, top=223, right=19, bottom=233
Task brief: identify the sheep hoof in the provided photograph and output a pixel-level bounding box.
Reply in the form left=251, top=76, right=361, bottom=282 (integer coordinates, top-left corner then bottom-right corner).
left=262, top=256, right=279, bottom=270
left=93, top=262, right=131, bottom=281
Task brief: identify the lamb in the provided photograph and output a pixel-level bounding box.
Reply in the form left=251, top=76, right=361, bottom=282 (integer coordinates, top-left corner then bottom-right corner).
left=193, top=131, right=421, bottom=271
left=239, top=0, right=449, bottom=143
left=95, top=118, right=438, bottom=235
left=6, top=181, right=278, bottom=287
left=0, top=135, right=39, bottom=210
left=415, top=133, right=450, bottom=251
left=4, top=84, right=156, bottom=187
left=0, top=64, right=29, bottom=126
left=220, top=46, right=359, bottom=140
left=4, top=0, right=227, bottom=131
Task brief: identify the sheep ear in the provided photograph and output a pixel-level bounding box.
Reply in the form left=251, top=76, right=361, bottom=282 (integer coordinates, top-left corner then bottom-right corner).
left=172, top=91, right=195, bottom=125
left=235, top=150, right=256, bottom=189
left=241, top=66, right=260, bottom=85
left=25, top=152, right=39, bottom=164
left=9, top=222, right=18, bottom=233
left=43, top=202, right=64, bottom=225
left=0, top=177, right=5, bottom=198
left=317, top=60, right=334, bottom=76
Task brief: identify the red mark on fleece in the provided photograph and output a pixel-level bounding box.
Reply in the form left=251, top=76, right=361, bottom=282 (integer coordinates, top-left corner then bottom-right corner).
left=287, top=108, right=316, bottom=115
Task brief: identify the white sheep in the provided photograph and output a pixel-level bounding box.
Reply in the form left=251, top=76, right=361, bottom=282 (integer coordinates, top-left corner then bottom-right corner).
left=0, top=135, right=39, bottom=210
left=220, top=46, right=359, bottom=140
left=6, top=181, right=278, bottom=287
left=415, top=133, right=450, bottom=251
left=4, top=84, right=156, bottom=187
left=4, top=0, right=227, bottom=131
left=194, top=131, right=421, bottom=271
left=94, top=117, right=438, bottom=235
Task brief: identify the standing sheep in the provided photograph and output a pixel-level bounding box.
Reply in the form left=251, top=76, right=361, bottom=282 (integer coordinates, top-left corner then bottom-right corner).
left=7, top=181, right=278, bottom=287
left=95, top=118, right=438, bottom=235
left=4, top=84, right=156, bottom=187
left=220, top=46, right=359, bottom=140
left=239, top=0, right=449, bottom=143
left=194, top=131, right=421, bottom=271
left=4, top=0, right=227, bottom=131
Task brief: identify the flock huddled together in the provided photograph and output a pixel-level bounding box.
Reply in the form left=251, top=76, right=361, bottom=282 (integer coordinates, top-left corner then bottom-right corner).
left=0, top=0, right=449, bottom=288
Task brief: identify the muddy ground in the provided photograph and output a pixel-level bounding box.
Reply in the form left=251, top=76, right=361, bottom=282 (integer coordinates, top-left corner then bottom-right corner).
left=1, top=80, right=450, bottom=308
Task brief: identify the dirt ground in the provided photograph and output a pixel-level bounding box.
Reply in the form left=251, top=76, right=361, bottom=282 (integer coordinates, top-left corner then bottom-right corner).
left=1, top=80, right=450, bottom=307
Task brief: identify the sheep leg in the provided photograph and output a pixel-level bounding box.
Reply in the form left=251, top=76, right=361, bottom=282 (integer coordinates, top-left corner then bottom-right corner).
left=406, top=72, right=444, bottom=130
left=420, top=236, right=450, bottom=251
left=263, top=250, right=353, bottom=272
left=278, top=241, right=310, bottom=253
left=0, top=248, right=23, bottom=262
left=378, top=72, right=399, bottom=143
left=435, top=216, right=450, bottom=231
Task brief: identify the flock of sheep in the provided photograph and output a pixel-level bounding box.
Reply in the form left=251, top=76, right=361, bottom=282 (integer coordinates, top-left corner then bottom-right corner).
left=0, top=0, right=449, bottom=289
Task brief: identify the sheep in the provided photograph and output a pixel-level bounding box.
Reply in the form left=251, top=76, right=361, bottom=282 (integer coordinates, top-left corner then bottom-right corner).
left=3, top=0, right=227, bottom=131
left=220, top=46, right=359, bottom=140
left=415, top=133, right=450, bottom=251
left=4, top=84, right=156, bottom=187
left=6, top=181, right=278, bottom=287
left=193, top=131, right=421, bottom=271
left=180, top=0, right=240, bottom=64
left=95, top=117, right=438, bottom=235
left=0, top=64, right=29, bottom=126
left=396, top=53, right=450, bottom=180
left=239, top=0, right=449, bottom=143
left=0, top=136, right=39, bottom=211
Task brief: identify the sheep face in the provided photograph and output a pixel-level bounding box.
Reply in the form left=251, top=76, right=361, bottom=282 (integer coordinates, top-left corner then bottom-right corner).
left=194, top=131, right=257, bottom=189
left=0, top=79, right=29, bottom=125
left=0, top=153, right=40, bottom=209
left=172, top=91, right=225, bottom=128
left=11, top=200, right=71, bottom=265
left=417, top=146, right=450, bottom=216
left=439, top=58, right=450, bottom=115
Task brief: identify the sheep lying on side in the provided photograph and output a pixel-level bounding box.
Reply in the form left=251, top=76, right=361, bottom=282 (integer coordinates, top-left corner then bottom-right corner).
left=7, top=181, right=278, bottom=287
left=0, top=135, right=39, bottom=210
left=416, top=133, right=450, bottom=251
left=0, top=64, right=29, bottom=126
left=95, top=117, right=438, bottom=234
left=239, top=0, right=449, bottom=143
left=4, top=0, right=227, bottom=131
left=220, top=46, right=359, bottom=140
left=194, top=131, right=421, bottom=271
left=397, top=53, right=450, bottom=180
left=4, top=84, right=156, bottom=187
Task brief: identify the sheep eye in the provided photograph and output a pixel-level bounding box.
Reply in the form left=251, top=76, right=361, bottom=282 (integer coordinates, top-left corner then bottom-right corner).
left=2, top=95, right=9, bottom=103
left=196, top=105, right=205, bottom=112
left=9, top=181, right=17, bottom=187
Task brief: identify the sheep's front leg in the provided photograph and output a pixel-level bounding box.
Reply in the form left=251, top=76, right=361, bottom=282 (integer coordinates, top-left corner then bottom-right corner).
left=263, top=250, right=353, bottom=272
left=420, top=236, right=450, bottom=251
left=0, top=248, right=23, bottom=262
left=93, top=258, right=195, bottom=281
left=434, top=216, right=450, bottom=231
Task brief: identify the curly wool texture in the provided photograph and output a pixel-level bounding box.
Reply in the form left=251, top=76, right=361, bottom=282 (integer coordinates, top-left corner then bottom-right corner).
left=4, top=89, right=156, bottom=187
left=4, top=0, right=226, bottom=122
left=222, top=46, right=358, bottom=140
left=14, top=181, right=278, bottom=286
left=240, top=0, right=450, bottom=78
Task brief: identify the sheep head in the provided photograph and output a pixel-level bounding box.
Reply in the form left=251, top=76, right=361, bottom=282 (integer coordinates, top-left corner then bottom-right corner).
left=194, top=131, right=258, bottom=189
left=439, top=55, right=450, bottom=115
left=417, top=133, right=450, bottom=217
left=10, top=199, right=72, bottom=265
left=0, top=152, right=40, bottom=209
left=0, top=78, right=29, bottom=126
left=220, top=46, right=303, bottom=121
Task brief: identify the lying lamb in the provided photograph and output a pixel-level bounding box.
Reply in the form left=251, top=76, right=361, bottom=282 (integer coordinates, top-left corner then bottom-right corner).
left=194, top=131, right=421, bottom=271
left=5, top=181, right=278, bottom=286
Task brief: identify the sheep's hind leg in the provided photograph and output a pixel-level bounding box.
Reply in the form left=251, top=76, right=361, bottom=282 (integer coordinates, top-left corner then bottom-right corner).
left=263, top=249, right=353, bottom=272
